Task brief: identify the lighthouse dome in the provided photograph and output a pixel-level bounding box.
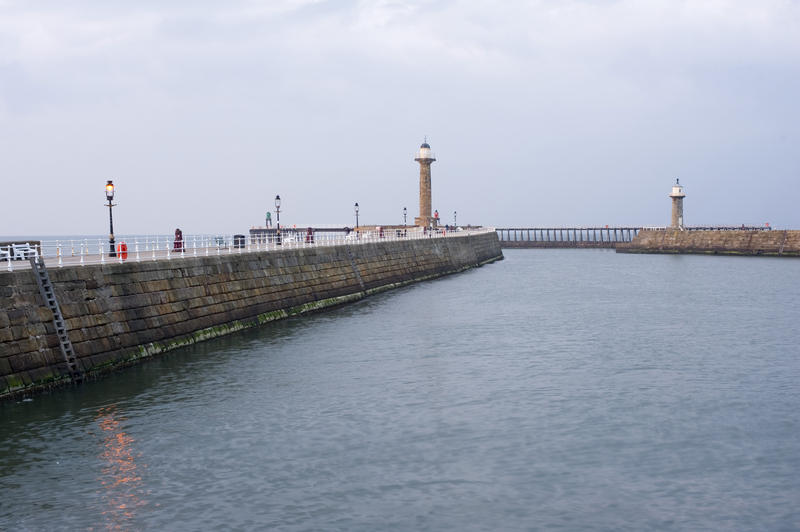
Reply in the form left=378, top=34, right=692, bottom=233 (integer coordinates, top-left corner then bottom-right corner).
left=670, top=178, right=685, bottom=197
left=416, top=139, right=435, bottom=161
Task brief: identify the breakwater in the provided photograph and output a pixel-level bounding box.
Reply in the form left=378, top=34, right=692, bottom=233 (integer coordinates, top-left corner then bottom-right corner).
left=0, top=231, right=502, bottom=399
left=617, top=229, right=800, bottom=257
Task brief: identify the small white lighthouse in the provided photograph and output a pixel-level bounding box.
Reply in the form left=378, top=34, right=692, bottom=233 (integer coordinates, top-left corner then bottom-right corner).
left=669, top=179, right=686, bottom=229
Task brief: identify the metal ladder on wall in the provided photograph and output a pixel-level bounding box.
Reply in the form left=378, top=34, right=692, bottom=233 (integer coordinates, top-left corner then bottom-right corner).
left=28, top=254, right=84, bottom=383
left=345, top=245, right=366, bottom=292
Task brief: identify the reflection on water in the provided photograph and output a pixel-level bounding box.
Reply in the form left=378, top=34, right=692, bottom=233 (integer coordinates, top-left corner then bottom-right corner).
left=94, top=405, right=147, bottom=531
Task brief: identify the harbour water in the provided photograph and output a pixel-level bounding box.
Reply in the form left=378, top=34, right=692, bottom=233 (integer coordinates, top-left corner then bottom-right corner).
left=2, top=249, right=799, bottom=531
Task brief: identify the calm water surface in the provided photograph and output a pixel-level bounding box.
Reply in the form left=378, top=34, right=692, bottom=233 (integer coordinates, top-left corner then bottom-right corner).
left=2, top=250, right=799, bottom=531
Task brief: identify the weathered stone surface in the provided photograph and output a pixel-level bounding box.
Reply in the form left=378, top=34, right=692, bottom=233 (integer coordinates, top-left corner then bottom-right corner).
left=618, top=230, right=800, bottom=257
left=0, top=233, right=503, bottom=398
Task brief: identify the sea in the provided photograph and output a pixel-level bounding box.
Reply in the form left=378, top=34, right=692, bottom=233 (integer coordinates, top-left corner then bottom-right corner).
left=1, top=249, right=799, bottom=531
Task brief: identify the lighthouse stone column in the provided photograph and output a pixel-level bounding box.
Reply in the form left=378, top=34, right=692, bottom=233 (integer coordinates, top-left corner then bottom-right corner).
left=669, top=179, right=686, bottom=229
left=414, top=141, right=436, bottom=227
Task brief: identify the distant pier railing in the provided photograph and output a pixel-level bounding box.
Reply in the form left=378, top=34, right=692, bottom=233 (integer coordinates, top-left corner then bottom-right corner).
left=640, top=225, right=772, bottom=232
left=497, top=227, right=641, bottom=248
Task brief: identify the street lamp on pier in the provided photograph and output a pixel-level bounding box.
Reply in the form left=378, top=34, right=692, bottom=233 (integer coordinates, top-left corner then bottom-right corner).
left=105, top=180, right=116, bottom=257
left=275, top=194, right=281, bottom=245
left=403, top=206, right=407, bottom=226
left=454, top=210, right=457, bottom=227
left=354, top=202, right=359, bottom=229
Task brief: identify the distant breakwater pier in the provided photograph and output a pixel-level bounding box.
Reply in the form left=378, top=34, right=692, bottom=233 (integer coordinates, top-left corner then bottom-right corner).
left=619, top=228, right=800, bottom=257
left=0, top=229, right=502, bottom=399
left=497, top=226, right=799, bottom=256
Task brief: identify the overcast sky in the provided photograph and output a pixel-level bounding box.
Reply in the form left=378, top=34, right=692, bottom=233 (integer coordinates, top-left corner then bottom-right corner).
left=1, top=0, right=798, bottom=236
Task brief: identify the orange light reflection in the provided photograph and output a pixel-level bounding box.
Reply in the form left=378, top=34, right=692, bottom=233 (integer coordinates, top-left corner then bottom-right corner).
left=94, top=405, right=147, bottom=531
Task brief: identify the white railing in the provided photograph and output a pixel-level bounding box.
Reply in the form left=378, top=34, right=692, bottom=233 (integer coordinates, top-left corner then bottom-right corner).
left=639, top=225, right=772, bottom=232
left=1, top=227, right=494, bottom=271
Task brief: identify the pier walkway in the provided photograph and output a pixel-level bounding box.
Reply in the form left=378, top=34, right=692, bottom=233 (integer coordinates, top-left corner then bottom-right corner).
left=2, top=227, right=492, bottom=272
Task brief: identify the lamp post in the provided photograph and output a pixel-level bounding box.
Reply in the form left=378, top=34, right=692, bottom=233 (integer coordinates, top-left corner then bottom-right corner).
left=354, top=202, right=359, bottom=229
left=275, top=194, right=281, bottom=245
left=105, top=180, right=116, bottom=257
left=403, top=206, right=407, bottom=226
left=454, top=210, right=457, bottom=227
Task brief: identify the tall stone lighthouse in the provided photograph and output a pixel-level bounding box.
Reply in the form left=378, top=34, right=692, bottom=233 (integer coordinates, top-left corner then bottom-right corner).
left=669, top=178, right=686, bottom=228
left=414, top=140, right=436, bottom=227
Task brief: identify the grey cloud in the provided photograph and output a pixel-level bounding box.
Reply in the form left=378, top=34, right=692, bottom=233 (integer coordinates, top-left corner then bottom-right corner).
left=1, top=0, right=799, bottom=236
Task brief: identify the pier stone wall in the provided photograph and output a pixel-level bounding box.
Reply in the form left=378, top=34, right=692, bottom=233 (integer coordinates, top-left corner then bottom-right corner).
left=617, top=230, right=800, bottom=257
left=0, top=233, right=502, bottom=398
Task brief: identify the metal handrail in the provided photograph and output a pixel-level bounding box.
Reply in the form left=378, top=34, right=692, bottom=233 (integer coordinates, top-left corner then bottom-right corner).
left=640, top=225, right=772, bottom=231
left=1, top=227, right=494, bottom=271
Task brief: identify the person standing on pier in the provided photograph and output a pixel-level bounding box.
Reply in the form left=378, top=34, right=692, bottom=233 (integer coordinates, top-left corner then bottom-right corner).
left=174, top=228, right=184, bottom=252
left=266, top=211, right=272, bottom=228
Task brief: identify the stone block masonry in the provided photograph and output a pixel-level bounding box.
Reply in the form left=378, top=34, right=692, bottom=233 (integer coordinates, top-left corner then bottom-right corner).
left=0, top=232, right=503, bottom=399
left=617, top=229, right=800, bottom=257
